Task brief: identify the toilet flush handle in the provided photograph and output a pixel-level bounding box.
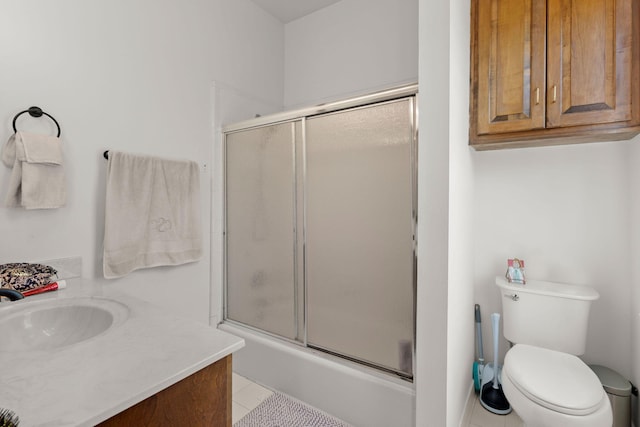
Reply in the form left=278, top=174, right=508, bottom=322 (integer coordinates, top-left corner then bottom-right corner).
left=506, top=294, right=519, bottom=301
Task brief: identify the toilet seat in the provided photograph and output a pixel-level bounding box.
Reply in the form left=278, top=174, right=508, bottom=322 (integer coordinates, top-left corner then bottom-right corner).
left=503, top=344, right=605, bottom=416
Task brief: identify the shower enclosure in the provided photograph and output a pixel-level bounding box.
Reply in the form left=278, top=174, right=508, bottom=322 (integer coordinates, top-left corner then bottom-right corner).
left=223, top=86, right=417, bottom=379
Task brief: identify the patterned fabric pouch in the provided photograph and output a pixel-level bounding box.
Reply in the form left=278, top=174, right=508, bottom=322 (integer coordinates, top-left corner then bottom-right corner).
left=0, top=263, right=58, bottom=292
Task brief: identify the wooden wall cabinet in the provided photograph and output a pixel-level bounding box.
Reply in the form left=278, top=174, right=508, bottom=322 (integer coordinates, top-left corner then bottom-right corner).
left=470, top=0, right=640, bottom=150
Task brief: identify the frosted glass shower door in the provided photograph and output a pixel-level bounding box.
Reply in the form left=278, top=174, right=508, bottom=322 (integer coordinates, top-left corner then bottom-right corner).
left=225, top=122, right=299, bottom=340
left=305, top=98, right=416, bottom=376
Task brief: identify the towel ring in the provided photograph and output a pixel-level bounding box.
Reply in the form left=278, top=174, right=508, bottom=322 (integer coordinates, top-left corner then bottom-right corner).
left=12, top=106, right=61, bottom=138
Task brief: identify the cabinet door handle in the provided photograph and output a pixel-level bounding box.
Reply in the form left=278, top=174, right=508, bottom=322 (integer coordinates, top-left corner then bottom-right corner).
left=535, top=87, right=540, bottom=105
left=552, top=85, right=557, bottom=103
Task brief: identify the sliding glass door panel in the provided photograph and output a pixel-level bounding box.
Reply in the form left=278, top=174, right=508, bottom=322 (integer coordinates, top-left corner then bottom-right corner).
left=225, top=122, right=298, bottom=340
left=305, top=98, right=415, bottom=375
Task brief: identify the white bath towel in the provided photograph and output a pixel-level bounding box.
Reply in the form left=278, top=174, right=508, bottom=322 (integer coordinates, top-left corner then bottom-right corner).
left=1, top=131, right=66, bottom=209
left=103, top=151, right=202, bottom=278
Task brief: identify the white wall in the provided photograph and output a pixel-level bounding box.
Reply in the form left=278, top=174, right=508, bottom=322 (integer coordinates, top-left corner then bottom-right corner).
left=417, top=0, right=476, bottom=426
left=283, top=0, right=418, bottom=109
left=473, top=140, right=634, bottom=379
left=446, top=0, right=475, bottom=425
left=416, top=0, right=450, bottom=423
left=0, top=0, right=284, bottom=324
left=629, top=137, right=640, bottom=426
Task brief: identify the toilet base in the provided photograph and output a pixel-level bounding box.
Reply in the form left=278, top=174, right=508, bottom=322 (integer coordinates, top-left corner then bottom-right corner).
left=502, top=367, right=612, bottom=427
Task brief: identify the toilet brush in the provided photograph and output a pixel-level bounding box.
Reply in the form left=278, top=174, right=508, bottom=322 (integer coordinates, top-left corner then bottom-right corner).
left=479, top=313, right=512, bottom=415
left=472, top=304, right=485, bottom=392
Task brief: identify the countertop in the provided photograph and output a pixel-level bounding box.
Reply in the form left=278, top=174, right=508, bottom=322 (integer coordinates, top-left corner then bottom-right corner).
left=0, top=279, right=244, bottom=426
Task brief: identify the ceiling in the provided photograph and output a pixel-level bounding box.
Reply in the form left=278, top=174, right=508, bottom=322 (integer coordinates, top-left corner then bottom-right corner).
left=250, top=0, right=343, bottom=23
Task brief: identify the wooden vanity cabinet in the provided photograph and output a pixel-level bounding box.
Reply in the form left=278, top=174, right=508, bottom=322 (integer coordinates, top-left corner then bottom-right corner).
left=97, top=355, right=232, bottom=427
left=470, top=0, right=640, bottom=149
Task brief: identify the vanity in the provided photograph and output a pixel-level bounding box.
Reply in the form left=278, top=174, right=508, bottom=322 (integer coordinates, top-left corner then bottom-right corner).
left=0, top=279, right=244, bottom=426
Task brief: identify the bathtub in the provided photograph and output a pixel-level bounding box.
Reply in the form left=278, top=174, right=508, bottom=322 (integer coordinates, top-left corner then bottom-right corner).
left=220, top=323, right=415, bottom=427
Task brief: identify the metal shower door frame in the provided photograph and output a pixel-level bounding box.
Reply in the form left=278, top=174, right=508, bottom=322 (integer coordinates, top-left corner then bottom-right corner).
left=222, top=84, right=418, bottom=379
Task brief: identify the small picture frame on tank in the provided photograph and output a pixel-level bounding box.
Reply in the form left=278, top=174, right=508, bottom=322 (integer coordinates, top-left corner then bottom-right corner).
left=506, top=258, right=526, bottom=284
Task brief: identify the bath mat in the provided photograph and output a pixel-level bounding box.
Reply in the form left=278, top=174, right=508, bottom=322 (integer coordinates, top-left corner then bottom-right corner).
left=234, top=391, right=353, bottom=427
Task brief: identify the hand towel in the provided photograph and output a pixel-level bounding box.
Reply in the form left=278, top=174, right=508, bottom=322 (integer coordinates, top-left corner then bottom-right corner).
left=103, top=151, right=202, bottom=278
left=1, top=131, right=66, bottom=209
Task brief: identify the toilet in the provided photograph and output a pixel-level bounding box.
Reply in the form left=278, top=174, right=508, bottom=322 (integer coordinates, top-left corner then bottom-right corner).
left=495, top=277, right=612, bottom=427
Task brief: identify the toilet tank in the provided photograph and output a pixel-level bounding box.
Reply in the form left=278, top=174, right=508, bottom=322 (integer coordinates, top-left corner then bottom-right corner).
left=495, top=276, right=600, bottom=355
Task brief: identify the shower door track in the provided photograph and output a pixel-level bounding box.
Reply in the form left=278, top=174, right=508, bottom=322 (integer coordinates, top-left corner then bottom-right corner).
left=223, top=84, right=418, bottom=133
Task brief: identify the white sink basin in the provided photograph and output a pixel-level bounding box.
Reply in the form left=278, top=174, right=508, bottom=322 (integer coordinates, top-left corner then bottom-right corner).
left=0, top=297, right=129, bottom=352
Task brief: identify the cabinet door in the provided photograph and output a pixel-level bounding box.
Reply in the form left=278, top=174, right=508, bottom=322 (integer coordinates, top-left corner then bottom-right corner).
left=476, top=0, right=546, bottom=135
left=546, top=0, right=632, bottom=128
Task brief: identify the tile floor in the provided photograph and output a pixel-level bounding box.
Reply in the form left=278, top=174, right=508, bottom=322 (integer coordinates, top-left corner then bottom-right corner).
left=461, top=393, right=524, bottom=427
left=232, top=373, right=275, bottom=424
left=232, top=372, right=524, bottom=427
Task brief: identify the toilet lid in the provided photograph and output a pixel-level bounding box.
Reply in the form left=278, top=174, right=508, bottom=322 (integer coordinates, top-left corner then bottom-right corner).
left=504, top=344, right=605, bottom=416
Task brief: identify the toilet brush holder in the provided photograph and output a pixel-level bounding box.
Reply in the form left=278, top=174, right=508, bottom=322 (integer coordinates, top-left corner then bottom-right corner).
left=479, top=313, right=512, bottom=415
